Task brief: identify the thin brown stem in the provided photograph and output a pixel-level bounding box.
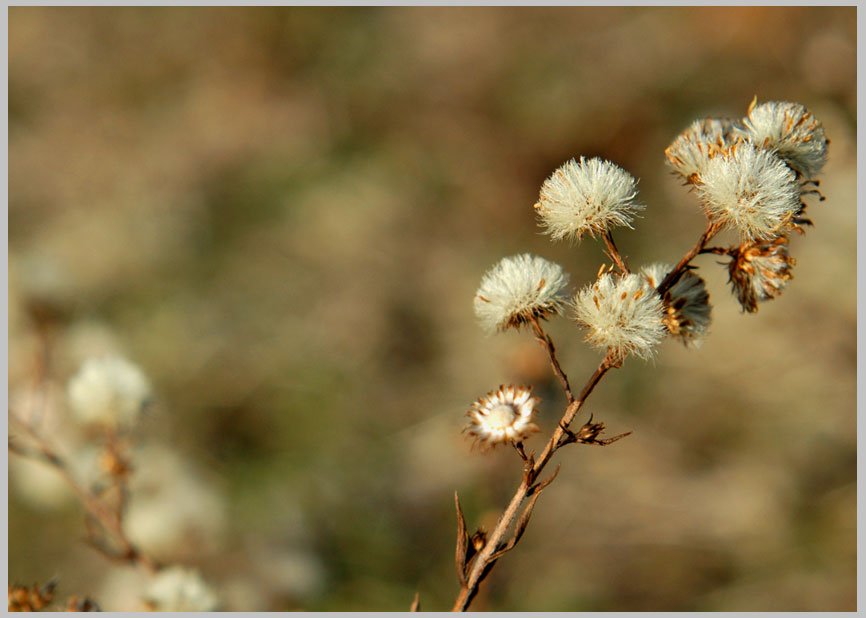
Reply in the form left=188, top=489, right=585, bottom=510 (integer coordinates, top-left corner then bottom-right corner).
left=698, top=246, right=730, bottom=256
left=657, top=220, right=720, bottom=295
left=8, top=415, right=158, bottom=574
left=529, top=317, right=574, bottom=404
left=451, top=354, right=616, bottom=611
left=602, top=230, right=630, bottom=274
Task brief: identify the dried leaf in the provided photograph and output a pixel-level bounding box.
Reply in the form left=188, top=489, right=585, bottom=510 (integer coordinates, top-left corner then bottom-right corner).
left=454, top=492, right=469, bottom=585
left=527, top=463, right=560, bottom=497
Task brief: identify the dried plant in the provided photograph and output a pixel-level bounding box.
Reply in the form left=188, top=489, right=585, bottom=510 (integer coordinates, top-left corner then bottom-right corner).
left=8, top=343, right=221, bottom=611
left=447, top=97, right=828, bottom=611
left=8, top=579, right=100, bottom=612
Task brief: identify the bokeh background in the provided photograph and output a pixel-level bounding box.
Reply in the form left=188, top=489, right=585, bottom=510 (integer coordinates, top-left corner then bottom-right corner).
left=8, top=6, right=856, bottom=611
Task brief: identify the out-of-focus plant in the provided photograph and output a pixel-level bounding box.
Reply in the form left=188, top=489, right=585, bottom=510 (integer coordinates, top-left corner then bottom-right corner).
left=8, top=353, right=222, bottom=611
left=447, top=98, right=828, bottom=612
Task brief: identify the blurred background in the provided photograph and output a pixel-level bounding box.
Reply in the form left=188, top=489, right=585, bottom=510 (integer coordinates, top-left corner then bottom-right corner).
left=8, top=6, right=856, bottom=611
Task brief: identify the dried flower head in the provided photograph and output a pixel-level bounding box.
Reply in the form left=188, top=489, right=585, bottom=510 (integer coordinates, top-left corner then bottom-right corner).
left=640, top=263, right=712, bottom=347
left=735, top=99, right=828, bottom=179
left=473, top=253, right=569, bottom=335
left=694, top=141, right=800, bottom=242
left=573, top=272, right=665, bottom=361
left=727, top=235, right=796, bottom=313
left=665, top=117, right=738, bottom=183
left=144, top=566, right=220, bottom=612
left=465, top=385, right=540, bottom=450
left=67, top=356, right=152, bottom=430
left=534, top=157, right=644, bottom=242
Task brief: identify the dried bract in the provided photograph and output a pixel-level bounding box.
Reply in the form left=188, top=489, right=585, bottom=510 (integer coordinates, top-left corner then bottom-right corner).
left=465, top=385, right=540, bottom=451
left=641, top=263, right=712, bottom=347
left=735, top=99, right=828, bottom=179
left=573, top=272, right=665, bottom=361
left=534, top=157, right=644, bottom=242
left=473, top=254, right=569, bottom=335
left=727, top=235, right=796, bottom=313
left=665, top=117, right=737, bottom=183
left=694, top=141, right=800, bottom=242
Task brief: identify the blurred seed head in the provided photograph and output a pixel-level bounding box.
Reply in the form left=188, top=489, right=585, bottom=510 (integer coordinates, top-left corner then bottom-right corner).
left=473, top=253, right=569, bottom=335
left=144, top=566, right=221, bottom=612
left=66, top=356, right=152, bottom=430
left=125, top=443, right=227, bottom=561
left=641, top=263, right=713, bottom=348
left=534, top=156, right=644, bottom=242
left=694, top=141, right=800, bottom=242
left=573, top=272, right=665, bottom=361
left=735, top=99, right=829, bottom=179
left=464, top=385, right=540, bottom=451
left=727, top=235, right=796, bottom=313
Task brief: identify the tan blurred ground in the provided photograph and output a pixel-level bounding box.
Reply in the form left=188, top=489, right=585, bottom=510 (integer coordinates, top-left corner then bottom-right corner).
left=8, top=6, right=856, bottom=611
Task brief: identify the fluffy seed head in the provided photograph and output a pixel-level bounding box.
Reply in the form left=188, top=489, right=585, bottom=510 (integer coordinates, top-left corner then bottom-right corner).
left=694, top=141, right=800, bottom=242
left=727, top=235, right=795, bottom=313
left=145, top=566, right=220, bottom=612
left=641, top=263, right=712, bottom=348
left=573, top=272, right=665, bottom=361
left=464, top=385, right=540, bottom=451
left=534, top=156, right=644, bottom=242
left=735, top=99, right=828, bottom=179
left=473, top=253, right=569, bottom=334
left=67, top=356, right=152, bottom=429
left=665, top=117, right=738, bottom=183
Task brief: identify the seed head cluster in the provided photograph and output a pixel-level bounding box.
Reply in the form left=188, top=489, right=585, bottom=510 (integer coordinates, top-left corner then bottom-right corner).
left=464, top=385, right=540, bottom=451
left=473, top=253, right=569, bottom=335
left=727, top=235, right=796, bottom=313
left=695, top=141, right=800, bottom=242
left=640, top=263, right=712, bottom=347
left=665, top=117, right=736, bottom=184
left=735, top=100, right=828, bottom=179
left=534, top=156, right=644, bottom=242
left=466, top=99, right=826, bottom=454
left=573, top=272, right=666, bottom=361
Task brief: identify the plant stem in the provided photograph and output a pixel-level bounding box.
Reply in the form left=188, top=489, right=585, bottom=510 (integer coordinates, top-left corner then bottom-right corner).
left=656, top=220, right=720, bottom=295
left=603, top=230, right=630, bottom=274
left=452, top=353, right=615, bottom=612
left=529, top=317, right=574, bottom=404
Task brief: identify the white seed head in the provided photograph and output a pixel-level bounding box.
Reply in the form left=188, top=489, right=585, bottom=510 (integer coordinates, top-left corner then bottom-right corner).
left=573, top=272, right=665, bottom=361
left=640, top=263, right=712, bottom=348
left=465, top=385, right=540, bottom=451
left=694, top=141, right=800, bottom=242
left=534, top=157, right=644, bottom=242
left=735, top=100, right=828, bottom=179
left=67, top=356, right=152, bottom=429
left=665, top=117, right=738, bottom=183
left=727, top=235, right=795, bottom=313
left=473, top=253, right=569, bottom=335
left=145, top=566, right=221, bottom=612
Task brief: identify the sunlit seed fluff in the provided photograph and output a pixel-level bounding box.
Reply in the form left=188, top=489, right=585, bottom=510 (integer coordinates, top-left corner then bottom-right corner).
left=695, top=141, right=800, bottom=242
left=573, top=272, right=665, bottom=361
left=464, top=385, right=540, bottom=451
left=735, top=100, right=828, bottom=179
left=534, top=156, right=644, bottom=242
left=727, top=235, right=795, bottom=313
left=664, top=117, right=738, bottom=183
left=67, top=356, right=152, bottom=429
left=640, top=263, right=712, bottom=348
left=473, top=253, right=569, bottom=335
left=145, top=566, right=221, bottom=612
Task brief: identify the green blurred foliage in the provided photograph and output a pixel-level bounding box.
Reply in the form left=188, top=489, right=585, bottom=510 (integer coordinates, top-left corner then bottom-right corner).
left=9, top=6, right=855, bottom=611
